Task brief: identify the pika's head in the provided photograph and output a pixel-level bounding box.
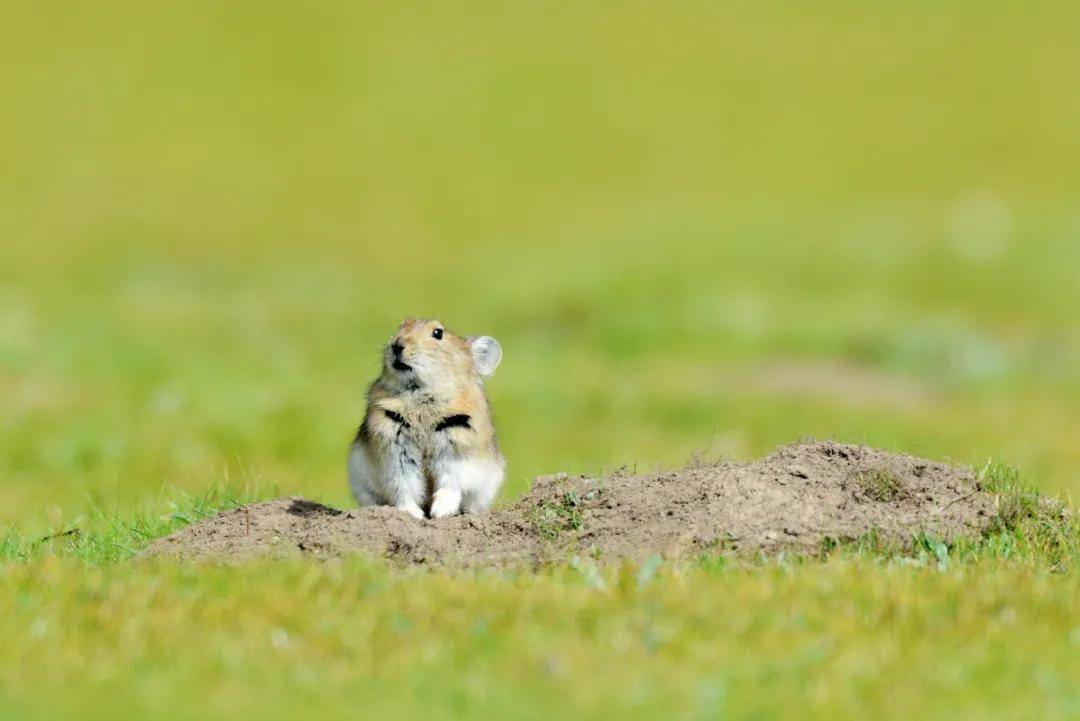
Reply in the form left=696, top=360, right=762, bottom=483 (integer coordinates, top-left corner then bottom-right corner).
left=384, top=318, right=502, bottom=386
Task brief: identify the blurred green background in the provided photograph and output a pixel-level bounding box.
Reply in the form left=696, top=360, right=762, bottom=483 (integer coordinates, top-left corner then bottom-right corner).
left=3, top=0, right=1079, bottom=533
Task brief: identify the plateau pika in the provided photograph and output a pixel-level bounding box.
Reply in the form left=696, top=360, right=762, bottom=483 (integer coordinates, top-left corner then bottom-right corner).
left=348, top=318, right=505, bottom=519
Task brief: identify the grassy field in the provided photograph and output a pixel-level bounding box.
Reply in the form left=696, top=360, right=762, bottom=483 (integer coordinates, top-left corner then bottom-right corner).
left=2, top=1, right=1079, bottom=718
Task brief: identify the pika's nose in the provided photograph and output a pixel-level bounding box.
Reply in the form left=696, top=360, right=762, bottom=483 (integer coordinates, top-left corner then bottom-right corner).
left=391, top=341, right=404, bottom=357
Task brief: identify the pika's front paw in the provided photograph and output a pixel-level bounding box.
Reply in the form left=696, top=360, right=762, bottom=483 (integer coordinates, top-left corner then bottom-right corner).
left=395, top=501, right=425, bottom=519
left=429, top=488, right=463, bottom=519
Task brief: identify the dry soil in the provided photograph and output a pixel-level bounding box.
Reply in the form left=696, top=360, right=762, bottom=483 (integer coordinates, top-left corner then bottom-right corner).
left=144, top=441, right=996, bottom=566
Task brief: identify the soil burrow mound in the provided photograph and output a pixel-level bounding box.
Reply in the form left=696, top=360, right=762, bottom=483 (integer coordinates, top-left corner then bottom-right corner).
left=143, top=441, right=997, bottom=566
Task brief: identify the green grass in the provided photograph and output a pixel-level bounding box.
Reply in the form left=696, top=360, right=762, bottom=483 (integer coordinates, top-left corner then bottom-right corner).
left=2, top=555, right=1079, bottom=721
left=3, top=0, right=1080, bottom=718
left=0, top=483, right=269, bottom=565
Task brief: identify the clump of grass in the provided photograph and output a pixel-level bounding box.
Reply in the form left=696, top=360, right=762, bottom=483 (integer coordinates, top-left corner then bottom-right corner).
left=979, top=460, right=1040, bottom=531
left=530, top=491, right=588, bottom=540
left=855, top=468, right=905, bottom=502
left=977, top=459, right=1078, bottom=568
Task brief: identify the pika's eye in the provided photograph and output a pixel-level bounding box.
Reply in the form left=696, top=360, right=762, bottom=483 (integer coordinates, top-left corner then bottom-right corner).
left=432, top=328, right=443, bottom=340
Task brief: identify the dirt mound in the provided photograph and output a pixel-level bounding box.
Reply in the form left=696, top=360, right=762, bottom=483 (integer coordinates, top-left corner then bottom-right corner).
left=143, top=441, right=996, bottom=566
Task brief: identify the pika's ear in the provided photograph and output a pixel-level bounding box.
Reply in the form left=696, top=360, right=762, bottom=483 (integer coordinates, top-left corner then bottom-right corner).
left=469, top=336, right=502, bottom=377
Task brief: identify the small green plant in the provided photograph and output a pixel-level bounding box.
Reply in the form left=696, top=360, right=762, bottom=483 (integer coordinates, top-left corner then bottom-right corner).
left=855, top=469, right=905, bottom=502
left=530, top=491, right=586, bottom=540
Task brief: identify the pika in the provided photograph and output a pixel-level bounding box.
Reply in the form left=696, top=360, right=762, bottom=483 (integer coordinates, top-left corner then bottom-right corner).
left=348, top=318, right=505, bottom=519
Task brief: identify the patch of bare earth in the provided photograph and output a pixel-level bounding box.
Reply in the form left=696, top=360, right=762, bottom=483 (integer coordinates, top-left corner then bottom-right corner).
left=143, top=441, right=995, bottom=566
